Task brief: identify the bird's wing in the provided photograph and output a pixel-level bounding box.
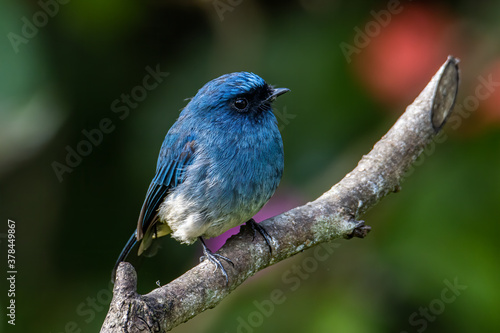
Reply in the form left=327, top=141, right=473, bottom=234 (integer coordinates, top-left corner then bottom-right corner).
left=136, top=133, right=196, bottom=254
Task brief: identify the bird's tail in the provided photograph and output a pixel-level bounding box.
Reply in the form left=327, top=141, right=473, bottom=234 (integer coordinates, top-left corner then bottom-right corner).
left=111, top=231, right=138, bottom=282
left=138, top=223, right=171, bottom=256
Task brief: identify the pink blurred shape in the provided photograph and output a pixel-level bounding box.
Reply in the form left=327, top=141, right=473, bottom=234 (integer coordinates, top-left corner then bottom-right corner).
left=205, top=186, right=304, bottom=251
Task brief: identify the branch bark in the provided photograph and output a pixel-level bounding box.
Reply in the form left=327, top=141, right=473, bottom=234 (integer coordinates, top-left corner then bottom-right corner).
left=101, top=56, right=460, bottom=333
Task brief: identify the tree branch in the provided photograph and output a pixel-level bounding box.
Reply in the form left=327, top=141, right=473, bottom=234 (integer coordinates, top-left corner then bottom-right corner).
left=101, top=56, right=460, bottom=333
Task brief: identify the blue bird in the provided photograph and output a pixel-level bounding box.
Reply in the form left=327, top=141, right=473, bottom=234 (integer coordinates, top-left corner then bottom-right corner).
left=113, top=72, right=288, bottom=282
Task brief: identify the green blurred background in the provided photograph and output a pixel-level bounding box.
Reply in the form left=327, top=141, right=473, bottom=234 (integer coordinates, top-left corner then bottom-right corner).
left=1, top=0, right=499, bottom=332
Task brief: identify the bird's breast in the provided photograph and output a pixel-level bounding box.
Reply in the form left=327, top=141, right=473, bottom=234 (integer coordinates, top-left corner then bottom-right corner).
left=159, top=118, right=283, bottom=243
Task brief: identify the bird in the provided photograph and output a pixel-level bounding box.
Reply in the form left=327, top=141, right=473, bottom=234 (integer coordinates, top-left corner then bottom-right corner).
left=113, top=72, right=289, bottom=283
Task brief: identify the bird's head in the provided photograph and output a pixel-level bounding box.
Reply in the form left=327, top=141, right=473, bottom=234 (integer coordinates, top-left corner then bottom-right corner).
left=185, top=72, right=289, bottom=123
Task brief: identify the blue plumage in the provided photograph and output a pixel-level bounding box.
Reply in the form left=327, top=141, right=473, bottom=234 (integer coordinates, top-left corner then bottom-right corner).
left=114, top=72, right=288, bottom=281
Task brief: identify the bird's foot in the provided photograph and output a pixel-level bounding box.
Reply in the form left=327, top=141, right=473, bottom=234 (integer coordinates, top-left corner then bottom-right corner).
left=246, top=218, right=274, bottom=253
left=199, top=237, right=234, bottom=284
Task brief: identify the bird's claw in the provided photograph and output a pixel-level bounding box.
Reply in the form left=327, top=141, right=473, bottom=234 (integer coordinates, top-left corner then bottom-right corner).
left=199, top=237, right=234, bottom=284
left=246, top=219, right=274, bottom=253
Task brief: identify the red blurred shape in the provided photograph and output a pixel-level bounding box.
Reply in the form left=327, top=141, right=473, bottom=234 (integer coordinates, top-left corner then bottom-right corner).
left=354, top=4, right=458, bottom=108
left=479, top=60, right=500, bottom=122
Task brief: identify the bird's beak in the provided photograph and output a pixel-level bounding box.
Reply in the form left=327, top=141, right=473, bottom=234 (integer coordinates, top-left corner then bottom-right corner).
left=267, top=87, right=290, bottom=102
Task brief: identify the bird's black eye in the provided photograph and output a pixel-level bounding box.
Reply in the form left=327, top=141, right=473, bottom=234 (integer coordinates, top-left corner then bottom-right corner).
left=234, top=97, right=248, bottom=111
